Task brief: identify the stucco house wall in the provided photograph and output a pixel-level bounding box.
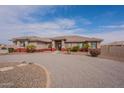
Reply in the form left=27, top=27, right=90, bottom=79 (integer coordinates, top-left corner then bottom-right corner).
left=11, top=35, right=103, bottom=51
left=14, top=41, right=50, bottom=49
left=65, top=41, right=100, bottom=49
left=31, top=42, right=50, bottom=49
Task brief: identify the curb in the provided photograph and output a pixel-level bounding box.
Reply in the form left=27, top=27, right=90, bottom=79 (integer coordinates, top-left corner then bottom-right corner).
left=34, top=63, right=51, bottom=88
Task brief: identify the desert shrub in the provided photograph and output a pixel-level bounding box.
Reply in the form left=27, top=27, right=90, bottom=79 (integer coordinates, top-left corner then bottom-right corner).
left=80, top=48, right=88, bottom=52
left=22, top=61, right=27, bottom=63
left=89, top=49, right=101, bottom=57
left=66, top=48, right=71, bottom=54
left=26, top=45, right=36, bottom=53
left=71, top=46, right=80, bottom=52
left=29, top=62, right=33, bottom=65
left=8, top=48, right=15, bottom=53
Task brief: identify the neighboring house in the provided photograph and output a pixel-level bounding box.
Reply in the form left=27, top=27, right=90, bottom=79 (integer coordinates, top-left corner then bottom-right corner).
left=0, top=44, right=6, bottom=49
left=0, top=44, right=8, bottom=54
left=107, top=41, right=124, bottom=46
left=101, top=41, right=124, bottom=62
left=11, top=35, right=103, bottom=51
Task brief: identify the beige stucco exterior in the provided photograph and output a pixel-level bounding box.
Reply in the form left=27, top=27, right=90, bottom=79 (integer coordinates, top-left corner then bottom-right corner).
left=13, top=41, right=50, bottom=49
left=13, top=40, right=101, bottom=50
left=97, top=42, right=101, bottom=48
left=33, top=42, right=50, bottom=49
left=12, top=36, right=103, bottom=50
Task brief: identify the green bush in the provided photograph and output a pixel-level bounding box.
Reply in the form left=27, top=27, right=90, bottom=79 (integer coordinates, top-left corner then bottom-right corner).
left=26, top=45, right=36, bottom=53
left=83, top=43, right=90, bottom=49
left=8, top=48, right=15, bottom=53
left=71, top=46, right=80, bottom=52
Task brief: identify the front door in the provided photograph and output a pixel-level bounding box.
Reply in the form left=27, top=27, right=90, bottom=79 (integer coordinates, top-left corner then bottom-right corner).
left=55, top=41, right=62, bottom=50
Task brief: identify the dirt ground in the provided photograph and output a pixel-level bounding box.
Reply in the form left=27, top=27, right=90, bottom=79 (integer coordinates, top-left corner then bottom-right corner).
left=0, top=62, right=47, bottom=88
left=0, top=53, right=124, bottom=87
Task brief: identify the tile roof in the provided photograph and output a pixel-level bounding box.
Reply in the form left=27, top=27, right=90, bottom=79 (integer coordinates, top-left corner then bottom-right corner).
left=11, top=36, right=51, bottom=42
left=52, top=35, right=103, bottom=42
left=11, top=35, right=103, bottom=42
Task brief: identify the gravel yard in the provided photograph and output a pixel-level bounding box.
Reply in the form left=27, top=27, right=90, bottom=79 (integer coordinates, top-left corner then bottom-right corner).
left=0, top=62, right=20, bottom=68
left=0, top=62, right=47, bottom=88
left=0, top=53, right=124, bottom=88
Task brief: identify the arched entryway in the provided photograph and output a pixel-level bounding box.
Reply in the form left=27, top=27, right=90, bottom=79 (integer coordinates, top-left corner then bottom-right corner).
left=55, top=40, right=62, bottom=50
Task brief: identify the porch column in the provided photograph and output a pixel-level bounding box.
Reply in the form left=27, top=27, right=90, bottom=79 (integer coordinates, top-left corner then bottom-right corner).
left=17, top=41, right=21, bottom=47
left=61, top=40, right=66, bottom=51
left=52, top=41, right=55, bottom=48
left=97, top=42, right=101, bottom=49
left=62, top=40, right=65, bottom=48
left=52, top=41, right=55, bottom=51
left=25, top=41, right=28, bottom=47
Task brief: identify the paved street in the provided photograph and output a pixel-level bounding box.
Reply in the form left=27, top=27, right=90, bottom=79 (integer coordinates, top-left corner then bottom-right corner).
left=0, top=53, right=124, bottom=88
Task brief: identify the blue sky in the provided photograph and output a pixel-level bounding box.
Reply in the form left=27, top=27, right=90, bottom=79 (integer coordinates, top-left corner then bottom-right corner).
left=0, top=5, right=124, bottom=44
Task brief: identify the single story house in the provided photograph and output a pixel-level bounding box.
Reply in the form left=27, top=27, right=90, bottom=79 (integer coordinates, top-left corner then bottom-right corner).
left=0, top=44, right=7, bottom=49
left=11, top=35, right=103, bottom=51
left=107, top=41, right=124, bottom=46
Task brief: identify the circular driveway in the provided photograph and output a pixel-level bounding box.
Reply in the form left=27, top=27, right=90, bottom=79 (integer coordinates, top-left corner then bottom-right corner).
left=0, top=53, right=124, bottom=88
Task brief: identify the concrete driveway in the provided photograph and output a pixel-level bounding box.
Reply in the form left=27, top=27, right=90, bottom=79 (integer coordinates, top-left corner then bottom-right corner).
left=0, top=53, right=124, bottom=88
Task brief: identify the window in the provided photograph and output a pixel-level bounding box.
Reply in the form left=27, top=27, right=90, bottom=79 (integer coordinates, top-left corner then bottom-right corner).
left=91, top=42, right=97, bottom=49
left=78, top=43, right=83, bottom=48
left=82, top=43, right=85, bottom=48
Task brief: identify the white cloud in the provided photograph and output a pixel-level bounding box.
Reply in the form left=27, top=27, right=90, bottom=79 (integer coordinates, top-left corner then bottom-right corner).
left=0, top=6, right=123, bottom=45
left=0, top=18, right=77, bottom=32
left=100, top=24, right=124, bottom=29
left=0, top=16, right=84, bottom=44
left=72, top=16, right=92, bottom=25
left=79, top=18, right=92, bottom=25
left=0, top=6, right=59, bottom=44
left=0, top=6, right=92, bottom=44
left=0, top=6, right=55, bottom=25
left=87, top=30, right=124, bottom=44
left=55, top=18, right=76, bottom=29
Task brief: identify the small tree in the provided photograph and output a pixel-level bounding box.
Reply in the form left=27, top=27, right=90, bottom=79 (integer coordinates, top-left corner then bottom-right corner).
left=26, top=45, right=36, bottom=53
left=83, top=43, right=90, bottom=52
left=84, top=43, right=90, bottom=49
left=8, top=48, right=15, bottom=53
